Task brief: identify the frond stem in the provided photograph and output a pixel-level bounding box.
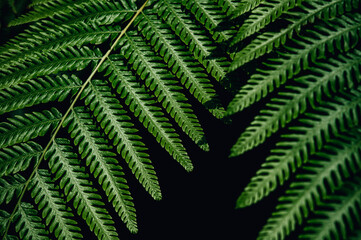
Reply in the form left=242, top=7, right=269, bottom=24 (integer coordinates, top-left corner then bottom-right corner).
left=2, top=0, right=149, bottom=237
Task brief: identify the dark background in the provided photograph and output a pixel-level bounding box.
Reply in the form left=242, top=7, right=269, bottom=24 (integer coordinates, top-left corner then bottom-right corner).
left=0, top=1, right=277, bottom=239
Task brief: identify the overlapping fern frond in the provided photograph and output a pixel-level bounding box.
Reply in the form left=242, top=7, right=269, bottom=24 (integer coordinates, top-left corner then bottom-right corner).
left=3, top=0, right=361, bottom=238
left=227, top=0, right=361, bottom=239
left=0, top=0, right=231, bottom=239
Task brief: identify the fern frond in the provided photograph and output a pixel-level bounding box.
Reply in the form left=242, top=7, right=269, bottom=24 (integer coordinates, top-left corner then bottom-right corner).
left=83, top=80, right=161, bottom=201
left=14, top=202, right=49, bottom=240
left=0, top=74, right=81, bottom=115
left=1, top=24, right=121, bottom=69
left=0, top=108, right=62, bottom=149
left=0, top=174, right=26, bottom=205
left=136, top=12, right=225, bottom=119
left=0, top=3, right=135, bottom=63
left=0, top=142, right=42, bottom=178
left=228, top=13, right=361, bottom=113
left=299, top=175, right=361, bottom=239
left=63, top=106, right=138, bottom=233
left=30, top=169, right=83, bottom=239
left=258, top=131, right=361, bottom=240
left=231, top=0, right=301, bottom=44
left=230, top=0, right=360, bottom=66
left=231, top=48, right=361, bottom=155
left=0, top=47, right=100, bottom=90
left=101, top=56, right=193, bottom=171
left=181, top=0, right=232, bottom=42
left=236, top=89, right=361, bottom=207
left=46, top=138, right=118, bottom=240
left=155, top=0, right=230, bottom=82
left=119, top=31, right=208, bottom=151
left=9, top=0, right=128, bottom=27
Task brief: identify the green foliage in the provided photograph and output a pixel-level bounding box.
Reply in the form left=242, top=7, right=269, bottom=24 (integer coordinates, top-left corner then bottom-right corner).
left=0, top=174, right=25, bottom=205
left=0, top=0, right=231, bottom=239
left=46, top=138, right=118, bottom=239
left=227, top=0, right=361, bottom=239
left=30, top=169, right=83, bottom=239
left=2, top=0, right=361, bottom=239
left=15, top=202, right=49, bottom=240
left=0, top=142, right=42, bottom=178
left=0, top=109, right=62, bottom=149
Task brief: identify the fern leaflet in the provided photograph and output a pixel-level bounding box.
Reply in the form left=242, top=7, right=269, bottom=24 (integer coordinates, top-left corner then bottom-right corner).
left=119, top=31, right=208, bottom=150
left=0, top=109, right=61, bottom=149
left=63, top=107, right=138, bottom=233
left=0, top=142, right=42, bottom=178
left=136, top=12, right=226, bottom=119
left=46, top=138, right=118, bottom=240
left=101, top=56, right=193, bottom=171
left=0, top=174, right=26, bottom=205
left=299, top=176, right=361, bottom=239
left=14, top=202, right=49, bottom=240
left=83, top=80, right=162, bottom=201
left=0, top=75, right=81, bottom=115
left=30, top=169, right=83, bottom=239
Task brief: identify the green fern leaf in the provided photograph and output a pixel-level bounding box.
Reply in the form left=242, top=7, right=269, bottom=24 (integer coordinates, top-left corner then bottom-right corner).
left=46, top=138, right=119, bottom=240
left=101, top=56, right=193, bottom=171
left=119, top=31, right=208, bottom=151
left=1, top=24, right=120, bottom=69
left=231, top=48, right=361, bottom=155
left=299, top=175, right=361, bottom=239
left=181, top=0, right=232, bottom=42
left=63, top=106, right=138, bottom=233
left=0, top=75, right=81, bottom=115
left=0, top=47, right=100, bottom=90
left=83, top=80, right=162, bottom=201
left=0, top=0, right=234, bottom=238
left=0, top=142, right=42, bottom=178
left=236, top=89, right=361, bottom=206
left=0, top=3, right=135, bottom=63
left=231, top=0, right=301, bottom=44
left=155, top=0, right=230, bottom=82
left=258, top=131, right=361, bottom=240
left=136, top=12, right=225, bottom=119
left=9, top=0, right=129, bottom=27
left=30, top=169, right=83, bottom=239
left=0, top=108, right=61, bottom=149
left=15, top=202, right=49, bottom=240
left=0, top=174, right=26, bottom=205
left=228, top=13, right=361, bottom=113
left=231, top=0, right=360, bottom=66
